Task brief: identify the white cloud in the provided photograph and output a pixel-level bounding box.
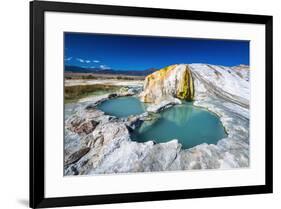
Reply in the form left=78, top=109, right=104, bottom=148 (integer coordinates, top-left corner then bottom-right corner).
left=100, top=65, right=111, bottom=69
left=93, top=60, right=100, bottom=63
left=64, top=57, right=72, bottom=61
left=85, top=60, right=91, bottom=63
left=76, top=58, right=85, bottom=63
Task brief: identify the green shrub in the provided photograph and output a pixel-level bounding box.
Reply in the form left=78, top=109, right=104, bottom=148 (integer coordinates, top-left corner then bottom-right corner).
left=64, top=84, right=121, bottom=103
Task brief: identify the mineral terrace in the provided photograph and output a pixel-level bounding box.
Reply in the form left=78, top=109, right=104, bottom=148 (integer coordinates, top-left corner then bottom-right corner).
left=64, top=63, right=250, bottom=175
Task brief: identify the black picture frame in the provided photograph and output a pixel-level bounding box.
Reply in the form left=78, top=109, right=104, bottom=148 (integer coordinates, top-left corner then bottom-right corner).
left=30, top=1, right=273, bottom=208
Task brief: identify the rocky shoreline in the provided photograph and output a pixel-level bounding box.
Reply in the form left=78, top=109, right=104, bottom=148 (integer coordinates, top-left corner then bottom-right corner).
left=64, top=63, right=250, bottom=175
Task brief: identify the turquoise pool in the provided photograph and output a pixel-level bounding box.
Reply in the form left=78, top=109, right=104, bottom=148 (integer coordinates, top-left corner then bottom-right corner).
left=98, top=97, right=227, bottom=149
left=97, top=96, right=146, bottom=118
left=131, top=102, right=227, bottom=149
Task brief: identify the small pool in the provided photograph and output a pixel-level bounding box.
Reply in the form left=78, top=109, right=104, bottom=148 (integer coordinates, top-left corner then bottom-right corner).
left=131, top=102, right=227, bottom=149
left=97, top=96, right=146, bottom=118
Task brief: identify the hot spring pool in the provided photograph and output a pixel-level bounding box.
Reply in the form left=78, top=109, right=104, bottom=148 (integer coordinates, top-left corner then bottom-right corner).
left=97, top=96, right=146, bottom=118
left=98, top=97, right=227, bottom=149
left=131, top=102, right=227, bottom=149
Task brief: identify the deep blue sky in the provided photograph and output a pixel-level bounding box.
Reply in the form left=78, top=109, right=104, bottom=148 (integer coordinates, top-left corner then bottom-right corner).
left=64, top=32, right=249, bottom=71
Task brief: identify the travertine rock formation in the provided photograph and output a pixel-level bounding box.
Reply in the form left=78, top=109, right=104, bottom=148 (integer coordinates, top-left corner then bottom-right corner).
left=139, top=64, right=194, bottom=103
left=64, top=63, right=250, bottom=175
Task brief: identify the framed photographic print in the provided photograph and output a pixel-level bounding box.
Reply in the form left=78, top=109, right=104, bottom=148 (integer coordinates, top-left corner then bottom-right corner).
left=30, top=0, right=273, bottom=208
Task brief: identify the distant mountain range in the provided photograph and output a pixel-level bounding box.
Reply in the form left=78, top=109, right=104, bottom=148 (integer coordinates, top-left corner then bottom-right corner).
left=65, top=65, right=158, bottom=76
